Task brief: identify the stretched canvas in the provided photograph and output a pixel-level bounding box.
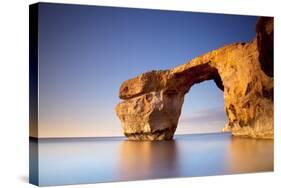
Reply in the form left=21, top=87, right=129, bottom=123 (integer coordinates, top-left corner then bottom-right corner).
left=29, top=2, right=274, bottom=186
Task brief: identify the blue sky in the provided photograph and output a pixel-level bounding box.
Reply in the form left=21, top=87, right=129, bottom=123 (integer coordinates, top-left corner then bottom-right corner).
left=36, top=3, right=258, bottom=137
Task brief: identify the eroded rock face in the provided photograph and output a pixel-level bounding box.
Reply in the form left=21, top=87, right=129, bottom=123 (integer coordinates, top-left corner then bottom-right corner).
left=256, top=17, right=274, bottom=77
left=116, top=17, right=273, bottom=140
left=117, top=90, right=184, bottom=140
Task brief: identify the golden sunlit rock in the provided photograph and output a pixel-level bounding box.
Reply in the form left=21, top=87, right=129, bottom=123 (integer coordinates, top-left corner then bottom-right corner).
left=116, top=17, right=273, bottom=140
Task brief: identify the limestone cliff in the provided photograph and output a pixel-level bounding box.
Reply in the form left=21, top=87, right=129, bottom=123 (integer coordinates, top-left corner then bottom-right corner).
left=116, top=17, right=273, bottom=140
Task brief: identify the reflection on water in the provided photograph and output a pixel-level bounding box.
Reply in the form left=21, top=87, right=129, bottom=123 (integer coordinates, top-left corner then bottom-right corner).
left=228, top=136, right=273, bottom=172
left=29, top=133, right=273, bottom=186
left=119, top=140, right=179, bottom=179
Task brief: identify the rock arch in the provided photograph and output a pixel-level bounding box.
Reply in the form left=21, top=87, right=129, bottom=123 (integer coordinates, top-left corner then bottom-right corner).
left=115, top=17, right=273, bottom=140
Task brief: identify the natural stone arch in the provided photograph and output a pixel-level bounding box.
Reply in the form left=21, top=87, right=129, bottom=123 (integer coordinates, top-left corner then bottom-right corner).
left=115, top=17, right=273, bottom=140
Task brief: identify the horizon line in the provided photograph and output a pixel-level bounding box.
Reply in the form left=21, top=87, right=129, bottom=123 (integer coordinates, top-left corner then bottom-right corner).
left=29, top=131, right=230, bottom=139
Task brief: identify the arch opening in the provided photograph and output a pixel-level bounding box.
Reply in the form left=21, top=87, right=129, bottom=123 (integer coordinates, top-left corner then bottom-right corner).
left=176, top=74, right=227, bottom=135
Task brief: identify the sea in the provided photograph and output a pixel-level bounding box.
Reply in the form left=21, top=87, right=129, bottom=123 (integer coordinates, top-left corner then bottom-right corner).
left=29, top=132, right=273, bottom=186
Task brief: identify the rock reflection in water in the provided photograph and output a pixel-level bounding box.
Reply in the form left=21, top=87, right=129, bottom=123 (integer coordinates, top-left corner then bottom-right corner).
left=227, top=136, right=273, bottom=172
left=117, top=133, right=273, bottom=180
left=118, top=140, right=179, bottom=180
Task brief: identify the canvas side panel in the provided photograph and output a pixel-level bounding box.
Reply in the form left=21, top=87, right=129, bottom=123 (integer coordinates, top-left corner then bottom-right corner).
left=29, top=3, right=39, bottom=186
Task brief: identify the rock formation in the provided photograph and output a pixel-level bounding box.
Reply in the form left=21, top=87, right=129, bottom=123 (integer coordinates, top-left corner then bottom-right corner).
left=116, top=17, right=274, bottom=140
left=256, top=17, right=274, bottom=77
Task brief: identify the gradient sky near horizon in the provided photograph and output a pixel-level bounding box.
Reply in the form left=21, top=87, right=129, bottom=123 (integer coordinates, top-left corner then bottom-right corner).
left=35, top=3, right=258, bottom=138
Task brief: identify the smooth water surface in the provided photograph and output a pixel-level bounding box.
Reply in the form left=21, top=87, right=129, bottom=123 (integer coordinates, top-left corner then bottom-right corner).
left=30, top=133, right=273, bottom=186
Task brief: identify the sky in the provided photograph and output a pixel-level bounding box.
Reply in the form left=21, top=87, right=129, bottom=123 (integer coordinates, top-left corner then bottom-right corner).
left=34, top=3, right=258, bottom=138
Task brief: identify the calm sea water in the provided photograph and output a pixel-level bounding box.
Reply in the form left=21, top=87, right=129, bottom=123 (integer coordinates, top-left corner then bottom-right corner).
left=29, top=133, right=273, bottom=186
